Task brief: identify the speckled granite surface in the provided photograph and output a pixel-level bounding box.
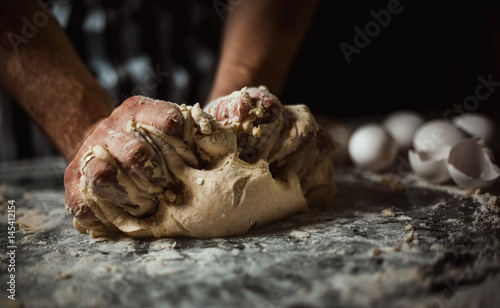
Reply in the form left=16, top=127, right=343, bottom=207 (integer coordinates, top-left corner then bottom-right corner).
left=0, top=156, right=499, bottom=308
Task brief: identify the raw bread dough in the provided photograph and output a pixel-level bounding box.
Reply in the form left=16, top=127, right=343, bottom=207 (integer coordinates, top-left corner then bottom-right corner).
left=71, top=86, right=336, bottom=238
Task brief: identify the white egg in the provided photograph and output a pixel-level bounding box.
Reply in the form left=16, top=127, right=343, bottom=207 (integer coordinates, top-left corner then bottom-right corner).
left=447, top=138, right=500, bottom=189
left=348, top=123, right=397, bottom=171
left=452, top=113, right=495, bottom=143
left=412, top=119, right=467, bottom=154
left=382, top=110, right=424, bottom=151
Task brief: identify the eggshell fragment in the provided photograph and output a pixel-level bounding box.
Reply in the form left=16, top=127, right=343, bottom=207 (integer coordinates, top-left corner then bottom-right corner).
left=452, top=113, right=495, bottom=143
left=447, top=138, right=500, bottom=189
left=408, top=148, right=451, bottom=184
left=348, top=123, right=397, bottom=171
left=382, top=110, right=424, bottom=151
left=413, top=120, right=466, bottom=154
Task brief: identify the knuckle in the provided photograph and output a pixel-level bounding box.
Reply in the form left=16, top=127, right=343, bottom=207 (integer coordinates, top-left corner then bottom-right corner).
left=131, top=96, right=184, bottom=137
left=85, top=157, right=117, bottom=186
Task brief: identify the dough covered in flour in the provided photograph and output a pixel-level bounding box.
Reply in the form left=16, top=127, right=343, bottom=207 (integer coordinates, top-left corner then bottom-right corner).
left=64, top=86, right=336, bottom=238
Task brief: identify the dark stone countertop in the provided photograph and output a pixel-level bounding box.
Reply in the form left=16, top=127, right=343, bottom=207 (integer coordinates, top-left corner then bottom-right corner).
left=0, top=156, right=499, bottom=308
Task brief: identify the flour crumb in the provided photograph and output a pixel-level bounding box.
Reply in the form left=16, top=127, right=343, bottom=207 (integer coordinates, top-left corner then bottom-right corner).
left=291, top=230, right=311, bottom=239
left=433, top=202, right=447, bottom=210
left=379, top=175, right=407, bottom=192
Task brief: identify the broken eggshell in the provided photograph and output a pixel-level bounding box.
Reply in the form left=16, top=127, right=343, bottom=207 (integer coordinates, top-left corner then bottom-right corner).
left=447, top=138, right=500, bottom=189
left=408, top=145, right=452, bottom=184
left=408, top=119, right=467, bottom=183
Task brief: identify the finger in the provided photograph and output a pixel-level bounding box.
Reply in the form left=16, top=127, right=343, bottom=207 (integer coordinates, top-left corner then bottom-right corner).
left=205, top=90, right=251, bottom=125
left=83, top=155, right=159, bottom=217
left=103, top=130, right=169, bottom=186
left=246, top=87, right=283, bottom=124
left=100, top=130, right=169, bottom=216
left=118, top=96, right=202, bottom=179
left=83, top=147, right=160, bottom=218
left=120, top=96, right=184, bottom=137
left=64, top=156, right=96, bottom=220
left=83, top=156, right=127, bottom=204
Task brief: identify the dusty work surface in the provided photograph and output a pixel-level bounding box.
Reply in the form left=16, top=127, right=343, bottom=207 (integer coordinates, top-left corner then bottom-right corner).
left=0, top=156, right=499, bottom=308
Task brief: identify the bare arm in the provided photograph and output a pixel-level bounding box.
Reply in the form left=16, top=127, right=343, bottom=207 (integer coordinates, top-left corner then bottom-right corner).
left=0, top=0, right=114, bottom=161
left=207, top=0, right=320, bottom=102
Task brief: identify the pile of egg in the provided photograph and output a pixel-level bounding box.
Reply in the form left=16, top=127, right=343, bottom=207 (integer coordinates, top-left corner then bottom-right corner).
left=327, top=111, right=500, bottom=189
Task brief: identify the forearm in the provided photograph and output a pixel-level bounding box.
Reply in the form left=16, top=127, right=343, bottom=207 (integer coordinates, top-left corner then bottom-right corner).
left=0, top=0, right=114, bottom=161
left=208, top=0, right=320, bottom=102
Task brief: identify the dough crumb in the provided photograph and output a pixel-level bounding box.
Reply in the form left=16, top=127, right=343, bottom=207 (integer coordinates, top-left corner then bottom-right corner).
left=372, top=248, right=383, bottom=256
left=405, top=230, right=414, bottom=243
left=382, top=209, right=396, bottom=217
left=379, top=175, right=406, bottom=192
left=194, top=178, right=204, bottom=185
left=56, top=271, right=73, bottom=280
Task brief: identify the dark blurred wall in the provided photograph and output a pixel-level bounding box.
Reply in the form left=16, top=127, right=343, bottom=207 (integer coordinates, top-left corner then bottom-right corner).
left=282, top=0, right=499, bottom=119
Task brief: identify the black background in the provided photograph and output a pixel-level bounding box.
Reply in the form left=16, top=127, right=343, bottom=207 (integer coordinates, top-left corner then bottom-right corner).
left=281, top=0, right=499, bottom=120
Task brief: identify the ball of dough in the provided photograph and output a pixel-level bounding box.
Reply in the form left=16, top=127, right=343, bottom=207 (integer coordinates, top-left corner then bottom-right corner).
left=65, top=86, right=337, bottom=238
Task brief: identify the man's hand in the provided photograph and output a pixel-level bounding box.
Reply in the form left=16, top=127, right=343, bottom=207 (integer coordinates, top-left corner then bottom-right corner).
left=64, top=96, right=186, bottom=220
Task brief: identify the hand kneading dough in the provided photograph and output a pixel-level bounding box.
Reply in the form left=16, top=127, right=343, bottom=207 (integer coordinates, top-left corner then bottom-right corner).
left=66, top=86, right=337, bottom=238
